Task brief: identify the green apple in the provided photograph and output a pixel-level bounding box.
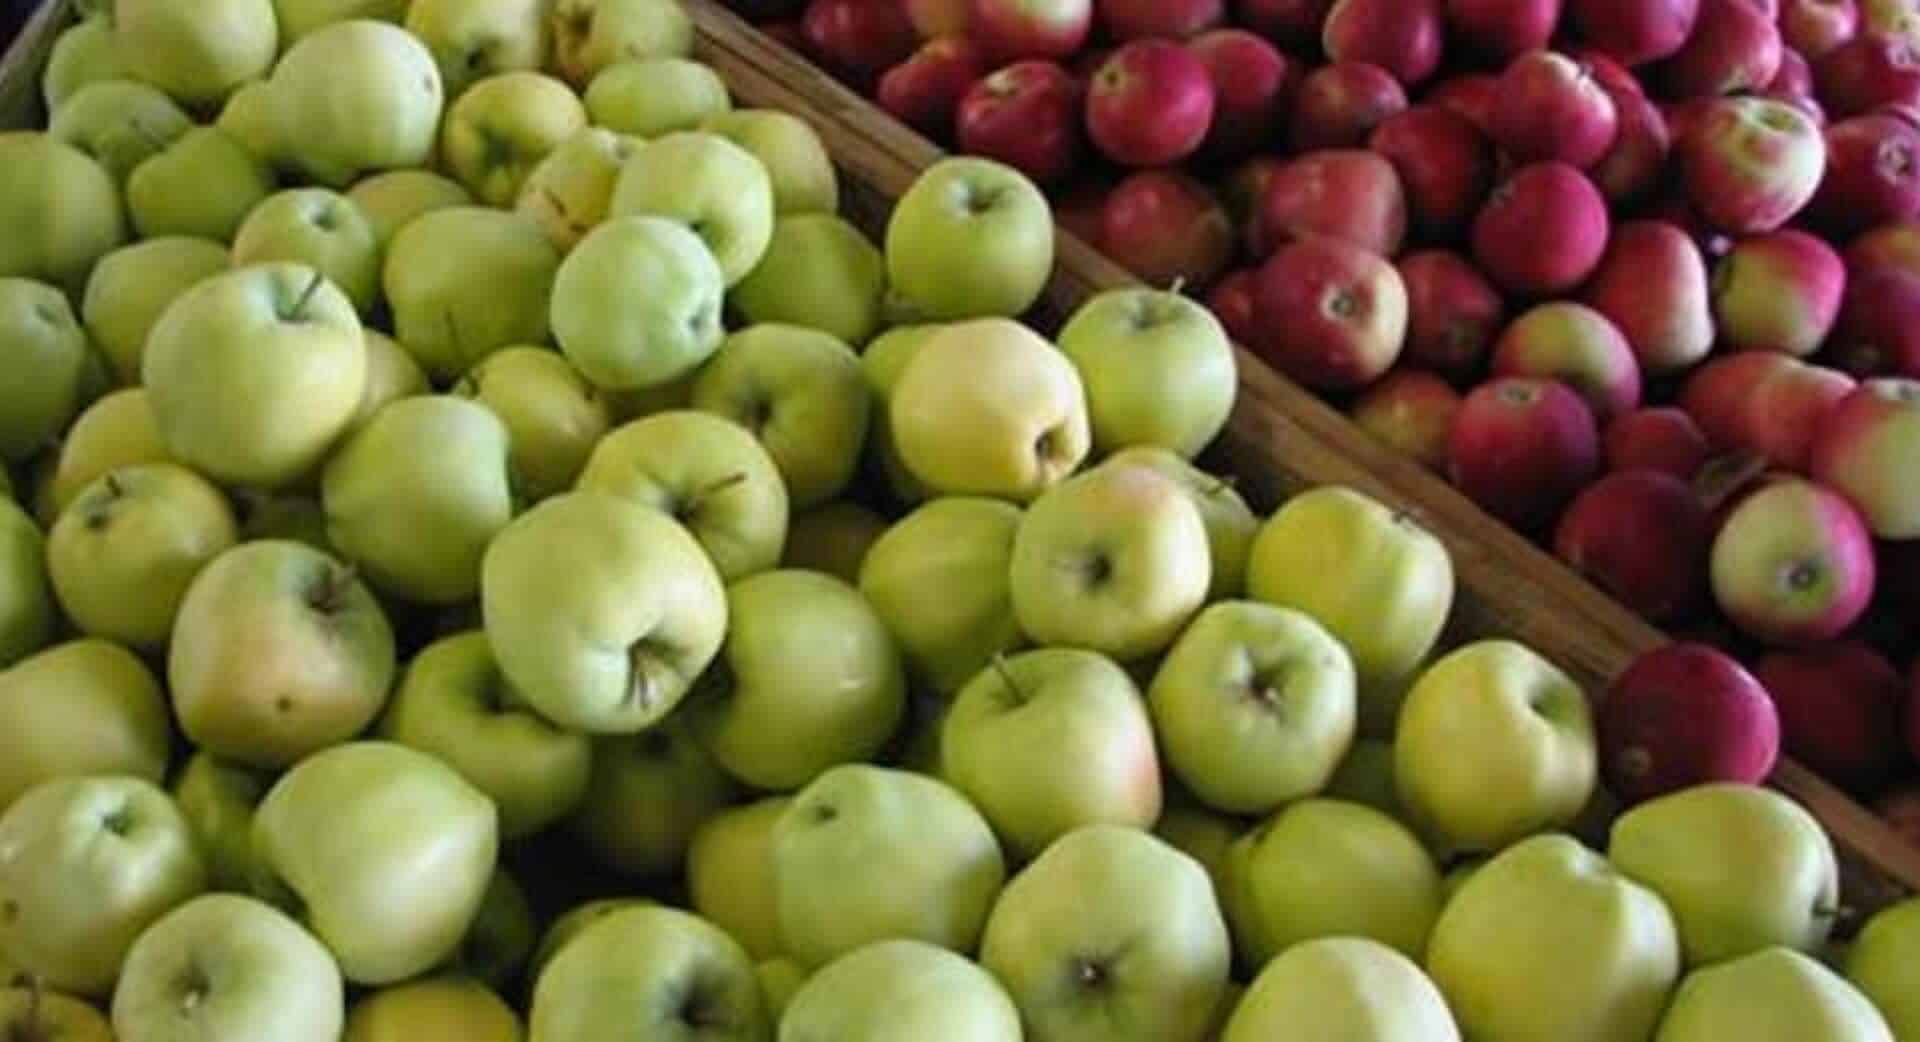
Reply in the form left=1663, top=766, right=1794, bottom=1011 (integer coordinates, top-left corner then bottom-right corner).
left=453, top=346, right=609, bottom=498
left=126, top=127, right=273, bottom=244
left=48, top=80, right=191, bottom=184
left=691, top=324, right=870, bottom=510
left=1225, top=937, right=1459, bottom=1042
left=111, top=894, right=344, bottom=1042
left=1153, top=798, right=1238, bottom=900
left=0, top=278, right=93, bottom=463
left=0, top=500, right=52, bottom=670
left=45, top=389, right=168, bottom=522
left=611, top=131, right=774, bottom=286
left=1609, top=783, right=1839, bottom=968
left=514, top=127, right=641, bottom=253
left=730, top=214, right=886, bottom=347
left=112, top=0, right=276, bottom=107
left=1101, top=447, right=1257, bottom=600
left=347, top=330, right=430, bottom=434
left=981, top=824, right=1230, bottom=1042
left=1149, top=602, right=1356, bottom=815
left=232, top=189, right=382, bottom=316
left=214, top=81, right=280, bottom=164
left=405, top=0, right=549, bottom=100
left=586, top=412, right=789, bottom=579
left=253, top=741, right=498, bottom=985
left=586, top=57, right=730, bottom=136
left=349, top=169, right=474, bottom=247
left=345, top=977, right=524, bottom=1042
left=1847, top=898, right=1920, bottom=1042
left=385, top=207, right=559, bottom=380
left=442, top=72, right=588, bottom=208
left=379, top=631, right=593, bottom=840
left=701, top=109, right=837, bottom=216
left=690, top=569, right=905, bottom=791
left=782, top=501, right=889, bottom=583
left=550, top=215, right=724, bottom=390
left=858, top=496, right=1024, bottom=695
left=82, top=237, right=228, bottom=384
left=688, top=797, right=790, bottom=960
left=1428, top=834, right=1680, bottom=1042
left=571, top=718, right=739, bottom=878
left=885, top=156, right=1053, bottom=321
left=48, top=463, right=238, bottom=650
left=1010, top=462, right=1211, bottom=661
left=0, top=134, right=126, bottom=295
left=482, top=490, right=727, bottom=733
left=268, top=20, right=446, bottom=188
left=274, top=0, right=409, bottom=42
left=859, top=323, right=941, bottom=505
left=1247, top=486, right=1455, bottom=736
left=758, top=958, right=806, bottom=1022
left=550, top=0, right=694, bottom=89
left=42, top=17, right=124, bottom=114
left=1394, top=641, right=1596, bottom=854
left=530, top=905, right=768, bottom=1042
left=941, top=648, right=1161, bottom=860
left=1323, top=737, right=1401, bottom=818
left=781, top=940, right=1021, bottom=1042
left=527, top=898, right=653, bottom=989
left=169, top=540, right=396, bottom=768
left=0, top=984, right=114, bottom=1042
left=0, top=775, right=206, bottom=997
left=1058, top=288, right=1237, bottom=459
left=0, top=638, right=168, bottom=814
left=774, top=765, right=1004, bottom=968
left=452, top=870, right=534, bottom=989
left=1658, top=948, right=1892, bottom=1042
left=171, top=751, right=272, bottom=893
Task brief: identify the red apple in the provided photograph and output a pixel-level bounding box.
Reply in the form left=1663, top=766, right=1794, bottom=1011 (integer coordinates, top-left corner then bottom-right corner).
left=1755, top=641, right=1906, bottom=786
left=1189, top=29, right=1298, bottom=162
left=1223, top=156, right=1284, bottom=257
left=1766, top=49, right=1824, bottom=119
left=1678, top=95, right=1829, bottom=235
left=1086, top=40, right=1217, bottom=166
left=1491, top=301, right=1645, bottom=420
left=1711, top=228, right=1848, bottom=356
left=1207, top=267, right=1261, bottom=343
left=906, top=0, right=972, bottom=37
left=1714, top=480, right=1878, bottom=646
left=1323, top=0, right=1446, bottom=85
left=1598, top=643, right=1781, bottom=803
left=1099, top=170, right=1235, bottom=289
left=1425, top=73, right=1500, bottom=132
left=1471, top=161, right=1612, bottom=296
left=1556, top=471, right=1711, bottom=623
left=956, top=60, right=1084, bottom=184
left=1368, top=105, right=1495, bottom=242
left=1807, top=113, right=1920, bottom=235
left=1237, top=0, right=1334, bottom=49
left=1489, top=50, right=1622, bottom=169
left=1681, top=352, right=1850, bottom=461
left=1252, top=236, right=1410, bottom=390
left=1569, top=0, right=1701, bottom=66
left=1831, top=265, right=1920, bottom=375
left=1097, top=0, right=1225, bottom=39
left=879, top=37, right=989, bottom=137
left=1397, top=249, right=1506, bottom=376
left=1444, top=0, right=1561, bottom=62
left=1848, top=218, right=1920, bottom=276
left=1661, top=0, right=1785, bottom=98
left=1605, top=407, right=1714, bottom=477
left=1817, top=30, right=1920, bottom=118
left=1448, top=377, right=1602, bottom=531
left=1351, top=368, right=1463, bottom=469
left=1810, top=378, right=1920, bottom=537
left=1259, top=150, right=1409, bottom=256
left=1784, top=0, right=1862, bottom=59
left=1581, top=221, right=1716, bottom=374
left=1291, top=61, right=1409, bottom=150
left=801, top=0, right=921, bottom=87
left=971, top=0, right=1093, bottom=60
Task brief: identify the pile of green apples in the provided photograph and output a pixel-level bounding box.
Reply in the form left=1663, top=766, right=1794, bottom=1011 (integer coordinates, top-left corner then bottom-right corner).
left=4, top=0, right=1920, bottom=1040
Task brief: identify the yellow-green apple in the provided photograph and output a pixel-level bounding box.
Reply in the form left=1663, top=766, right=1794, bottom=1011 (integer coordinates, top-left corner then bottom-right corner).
left=1224, top=937, right=1460, bottom=1042
left=1658, top=947, right=1894, bottom=1042
left=1847, top=898, right=1920, bottom=1041
left=1709, top=478, right=1877, bottom=644
left=758, top=957, right=806, bottom=1021
left=48, top=463, right=237, bottom=651
left=514, top=127, right=641, bottom=253
left=1322, top=736, right=1401, bottom=817
left=981, top=825, right=1229, bottom=1042
left=442, top=72, right=587, bottom=207
left=1677, top=96, right=1827, bottom=235
left=774, top=765, right=1004, bottom=967
left=0, top=134, right=125, bottom=294
left=111, top=895, right=343, bottom=1042
left=1252, top=235, right=1408, bottom=391
left=1812, top=380, right=1920, bottom=538
left=586, top=57, right=730, bottom=136
left=272, top=0, right=408, bottom=41
left=858, top=496, right=1023, bottom=694
left=1490, top=301, right=1645, bottom=422
left=550, top=0, right=695, bottom=89
left=349, top=169, right=475, bottom=247
left=143, top=263, right=366, bottom=489
left=385, top=207, right=559, bottom=380
left=347, top=330, right=429, bottom=434
left=527, top=898, right=653, bottom=988
left=687, top=796, right=790, bottom=960
left=1610, top=783, right=1839, bottom=967
left=81, top=237, right=228, bottom=383
left=1149, top=602, right=1356, bottom=815
left=1057, top=287, right=1237, bottom=459
left=171, top=751, right=271, bottom=893
left=232, top=189, right=383, bottom=316
left=482, top=491, right=725, bottom=733
left=529, top=905, right=769, bottom=1042
left=345, top=977, right=524, bottom=1042
left=729, top=214, right=886, bottom=346
left=549, top=216, right=724, bottom=390
left=379, top=631, right=592, bottom=841
left=610, top=132, right=773, bottom=286
left=782, top=939, right=1021, bottom=1042
left=1712, top=229, right=1846, bottom=356
left=782, top=501, right=889, bottom=582
left=941, top=648, right=1161, bottom=859
left=576, top=410, right=789, bottom=581
left=701, top=108, right=839, bottom=215
left=1427, top=834, right=1681, bottom=1042
left=690, top=324, right=870, bottom=510
left=885, top=157, right=1053, bottom=320
left=0, top=639, right=168, bottom=814
left=125, top=127, right=273, bottom=243
left=235, top=493, right=333, bottom=550
left=111, top=0, right=275, bottom=107
left=405, top=0, right=548, bottom=100
left=0, top=775, right=206, bottom=997
left=0, top=984, right=114, bottom=1042
left=168, top=540, right=396, bottom=768
left=253, top=741, right=498, bottom=985
left=571, top=718, right=737, bottom=877
left=453, top=870, right=534, bottom=988
left=213, top=81, right=279, bottom=163
left=858, top=323, right=940, bottom=504
left=48, top=80, right=191, bottom=184
left=268, top=21, right=446, bottom=188
left=454, top=345, right=612, bottom=499
left=0, top=278, right=92, bottom=463
left=1395, top=641, right=1596, bottom=853
left=689, top=569, right=906, bottom=790
left=1101, top=448, right=1255, bottom=600
left=42, top=17, right=123, bottom=113
left=0, top=500, right=52, bottom=670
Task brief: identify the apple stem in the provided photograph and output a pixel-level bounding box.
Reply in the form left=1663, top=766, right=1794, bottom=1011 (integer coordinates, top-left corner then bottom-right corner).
left=1203, top=473, right=1239, bottom=498
left=103, top=471, right=124, bottom=499
left=288, top=270, right=325, bottom=323
left=685, top=472, right=749, bottom=514
left=1167, top=276, right=1187, bottom=297
left=989, top=654, right=1025, bottom=703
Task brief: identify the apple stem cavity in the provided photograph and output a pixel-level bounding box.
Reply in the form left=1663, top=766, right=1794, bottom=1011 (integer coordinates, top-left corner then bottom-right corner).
left=681, top=472, right=750, bottom=518
left=990, top=654, right=1027, bottom=704
left=305, top=563, right=357, bottom=617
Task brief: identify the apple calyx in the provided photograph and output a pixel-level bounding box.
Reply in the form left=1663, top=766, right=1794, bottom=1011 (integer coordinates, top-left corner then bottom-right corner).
left=305, top=562, right=358, bottom=617
left=1069, top=953, right=1116, bottom=993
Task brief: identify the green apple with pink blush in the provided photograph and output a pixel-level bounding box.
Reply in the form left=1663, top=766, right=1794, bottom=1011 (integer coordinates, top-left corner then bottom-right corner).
left=1713, top=230, right=1847, bottom=357
left=1811, top=380, right=1920, bottom=540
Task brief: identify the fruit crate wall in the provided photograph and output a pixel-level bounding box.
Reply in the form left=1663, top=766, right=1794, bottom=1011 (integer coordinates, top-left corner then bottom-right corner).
left=7, top=0, right=1920, bottom=919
